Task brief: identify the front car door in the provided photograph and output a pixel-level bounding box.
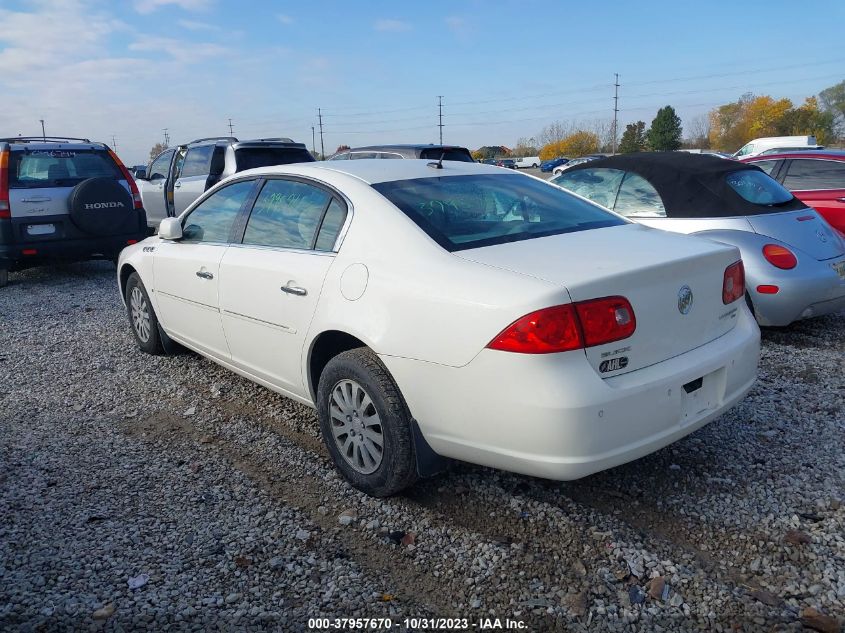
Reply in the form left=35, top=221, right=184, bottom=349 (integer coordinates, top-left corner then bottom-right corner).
left=780, top=158, right=845, bottom=233
left=172, top=144, right=215, bottom=216
left=139, top=149, right=174, bottom=226
left=218, top=177, right=349, bottom=398
left=152, top=179, right=258, bottom=359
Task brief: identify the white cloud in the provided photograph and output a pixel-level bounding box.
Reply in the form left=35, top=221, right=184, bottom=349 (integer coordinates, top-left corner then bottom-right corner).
left=129, top=35, right=228, bottom=60
left=277, top=13, right=294, bottom=25
left=178, top=19, right=219, bottom=31
left=134, top=0, right=212, bottom=15
left=374, top=18, right=411, bottom=32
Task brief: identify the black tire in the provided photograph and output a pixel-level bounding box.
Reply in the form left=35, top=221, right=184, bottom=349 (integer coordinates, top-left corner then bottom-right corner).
left=0, top=268, right=8, bottom=288
left=317, top=348, right=417, bottom=497
left=125, top=272, right=164, bottom=355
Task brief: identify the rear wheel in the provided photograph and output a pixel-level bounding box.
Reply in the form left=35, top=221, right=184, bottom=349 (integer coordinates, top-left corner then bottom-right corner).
left=317, top=348, right=417, bottom=497
left=125, top=272, right=164, bottom=354
left=0, top=268, right=8, bottom=288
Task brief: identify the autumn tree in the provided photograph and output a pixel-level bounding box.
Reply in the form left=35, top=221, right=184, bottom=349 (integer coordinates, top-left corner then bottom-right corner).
left=513, top=137, right=538, bottom=157
left=336, top=145, right=351, bottom=153
left=647, top=106, right=683, bottom=151
left=818, top=80, right=845, bottom=137
left=149, top=142, right=167, bottom=160
left=683, top=114, right=711, bottom=149
left=775, top=97, right=836, bottom=144
left=540, top=131, right=599, bottom=160
left=618, top=121, right=647, bottom=153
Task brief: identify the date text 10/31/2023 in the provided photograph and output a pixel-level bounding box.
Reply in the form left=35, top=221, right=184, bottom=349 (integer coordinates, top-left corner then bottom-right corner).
left=307, top=617, right=528, bottom=630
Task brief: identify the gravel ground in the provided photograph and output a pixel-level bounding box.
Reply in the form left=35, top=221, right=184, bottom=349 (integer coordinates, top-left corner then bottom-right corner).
left=0, top=261, right=843, bottom=632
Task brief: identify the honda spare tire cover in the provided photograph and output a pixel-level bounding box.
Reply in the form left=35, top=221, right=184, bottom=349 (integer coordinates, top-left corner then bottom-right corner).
left=68, top=177, right=134, bottom=236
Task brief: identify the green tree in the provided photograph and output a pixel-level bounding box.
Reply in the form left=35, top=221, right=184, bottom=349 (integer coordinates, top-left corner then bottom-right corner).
left=647, top=106, right=683, bottom=151
left=618, top=121, right=647, bottom=153
left=775, top=97, right=836, bottom=144
left=818, top=80, right=845, bottom=137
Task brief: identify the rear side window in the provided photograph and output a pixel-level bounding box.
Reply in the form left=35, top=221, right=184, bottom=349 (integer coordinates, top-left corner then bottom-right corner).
left=242, top=179, right=332, bottom=249
left=726, top=170, right=793, bottom=205
left=782, top=159, right=845, bottom=190
left=180, top=145, right=215, bottom=178
left=148, top=150, right=174, bottom=181
left=372, top=173, right=625, bottom=252
left=9, top=149, right=121, bottom=188
left=614, top=173, right=666, bottom=217
left=419, top=148, right=474, bottom=162
left=182, top=180, right=255, bottom=243
left=234, top=147, right=314, bottom=171
left=750, top=159, right=778, bottom=176
left=314, top=198, right=348, bottom=251
left=552, top=168, right=625, bottom=210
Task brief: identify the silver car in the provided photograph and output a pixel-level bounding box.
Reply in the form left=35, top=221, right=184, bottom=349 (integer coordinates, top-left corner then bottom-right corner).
left=551, top=152, right=845, bottom=326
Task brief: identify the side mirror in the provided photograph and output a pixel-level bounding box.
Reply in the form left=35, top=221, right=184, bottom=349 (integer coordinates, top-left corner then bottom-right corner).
left=158, top=217, right=183, bottom=240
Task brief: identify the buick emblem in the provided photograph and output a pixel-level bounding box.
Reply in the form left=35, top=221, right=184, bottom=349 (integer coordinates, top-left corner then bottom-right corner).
left=678, top=285, right=693, bottom=315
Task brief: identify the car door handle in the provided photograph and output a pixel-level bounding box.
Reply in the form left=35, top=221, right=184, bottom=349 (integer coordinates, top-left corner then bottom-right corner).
left=195, top=271, right=214, bottom=280
left=174, top=182, right=182, bottom=188
left=280, top=285, right=307, bottom=296
left=21, top=196, right=52, bottom=203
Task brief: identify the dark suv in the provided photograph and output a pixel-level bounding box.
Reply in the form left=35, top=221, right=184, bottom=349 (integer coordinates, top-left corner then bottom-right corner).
left=137, top=136, right=314, bottom=228
left=328, top=144, right=474, bottom=162
left=0, top=136, right=147, bottom=287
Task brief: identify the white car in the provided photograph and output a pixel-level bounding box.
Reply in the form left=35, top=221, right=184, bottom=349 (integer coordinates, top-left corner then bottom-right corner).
left=514, top=156, right=540, bottom=169
left=118, top=160, right=760, bottom=496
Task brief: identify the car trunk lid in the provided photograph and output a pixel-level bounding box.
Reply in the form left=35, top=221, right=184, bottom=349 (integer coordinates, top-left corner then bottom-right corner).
left=746, top=208, right=845, bottom=260
left=456, top=224, right=744, bottom=377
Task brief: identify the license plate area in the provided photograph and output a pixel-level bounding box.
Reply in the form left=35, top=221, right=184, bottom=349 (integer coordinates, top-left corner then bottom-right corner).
left=27, top=223, right=55, bottom=236
left=680, top=368, right=725, bottom=425
left=831, top=260, right=845, bottom=280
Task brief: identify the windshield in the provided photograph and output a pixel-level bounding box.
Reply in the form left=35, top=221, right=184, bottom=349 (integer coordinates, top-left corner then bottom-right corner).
left=372, top=173, right=626, bottom=252
left=234, top=147, right=314, bottom=171
left=725, top=170, right=794, bottom=205
left=9, top=149, right=121, bottom=188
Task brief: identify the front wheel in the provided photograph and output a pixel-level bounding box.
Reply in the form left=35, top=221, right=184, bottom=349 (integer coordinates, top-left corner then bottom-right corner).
left=317, top=348, right=417, bottom=497
left=125, top=272, right=164, bottom=354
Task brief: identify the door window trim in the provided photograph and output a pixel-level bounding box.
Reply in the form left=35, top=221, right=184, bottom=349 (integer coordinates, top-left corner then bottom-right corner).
left=779, top=158, right=845, bottom=192
left=178, top=177, right=262, bottom=245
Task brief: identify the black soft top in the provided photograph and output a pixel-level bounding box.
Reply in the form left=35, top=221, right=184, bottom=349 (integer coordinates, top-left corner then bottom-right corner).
left=564, top=151, right=805, bottom=217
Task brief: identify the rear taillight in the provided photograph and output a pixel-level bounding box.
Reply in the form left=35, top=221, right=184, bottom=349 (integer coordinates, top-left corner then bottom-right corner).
left=574, top=296, right=636, bottom=347
left=108, top=149, right=143, bottom=210
left=722, top=260, right=745, bottom=304
left=762, top=244, right=797, bottom=269
left=0, top=149, right=10, bottom=219
left=487, top=296, right=636, bottom=354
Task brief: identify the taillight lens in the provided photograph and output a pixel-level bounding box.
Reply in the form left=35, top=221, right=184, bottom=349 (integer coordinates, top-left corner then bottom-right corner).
left=487, top=296, right=636, bottom=354
left=0, top=149, right=10, bottom=219
left=574, top=296, right=636, bottom=347
left=762, top=244, right=797, bottom=269
left=722, top=260, right=745, bottom=304
left=108, top=149, right=143, bottom=210
left=488, top=304, right=583, bottom=354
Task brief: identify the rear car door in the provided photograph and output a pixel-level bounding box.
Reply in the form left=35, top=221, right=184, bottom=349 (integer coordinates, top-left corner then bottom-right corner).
left=218, top=178, right=348, bottom=397
left=781, top=158, right=845, bottom=233
left=138, top=149, right=174, bottom=226
left=152, top=179, right=258, bottom=359
left=172, top=144, right=215, bottom=215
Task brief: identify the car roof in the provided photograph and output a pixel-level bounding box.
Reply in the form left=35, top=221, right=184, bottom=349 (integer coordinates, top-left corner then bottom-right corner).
left=236, top=158, right=507, bottom=184
left=1, top=137, right=107, bottom=151
left=349, top=144, right=468, bottom=151
left=745, top=150, right=845, bottom=160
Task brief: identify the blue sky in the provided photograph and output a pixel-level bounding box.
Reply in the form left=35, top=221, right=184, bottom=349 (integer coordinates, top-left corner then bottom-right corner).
left=1, top=0, right=843, bottom=163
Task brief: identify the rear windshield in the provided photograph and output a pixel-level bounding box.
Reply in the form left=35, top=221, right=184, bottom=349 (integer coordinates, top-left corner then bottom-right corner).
left=725, top=170, right=794, bottom=205
left=372, top=173, right=626, bottom=252
left=9, top=149, right=121, bottom=189
left=419, top=148, right=474, bottom=162
left=234, top=147, right=315, bottom=172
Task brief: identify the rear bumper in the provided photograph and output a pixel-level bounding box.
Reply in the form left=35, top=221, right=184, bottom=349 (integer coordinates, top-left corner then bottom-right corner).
left=381, top=303, right=760, bottom=480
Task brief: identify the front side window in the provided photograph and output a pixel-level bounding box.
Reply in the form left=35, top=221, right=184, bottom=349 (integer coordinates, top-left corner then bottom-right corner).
left=734, top=143, right=754, bottom=157
left=149, top=150, right=174, bottom=181
left=614, top=173, right=666, bottom=217
left=726, top=169, right=794, bottom=205
left=242, top=179, right=333, bottom=249
left=372, top=173, right=626, bottom=252
left=552, top=168, right=625, bottom=210
left=181, top=180, right=255, bottom=243
left=783, top=159, right=845, bottom=190
left=180, top=145, right=215, bottom=178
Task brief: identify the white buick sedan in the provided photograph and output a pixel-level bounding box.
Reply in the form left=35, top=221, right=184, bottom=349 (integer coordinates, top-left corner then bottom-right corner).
left=118, top=160, right=760, bottom=496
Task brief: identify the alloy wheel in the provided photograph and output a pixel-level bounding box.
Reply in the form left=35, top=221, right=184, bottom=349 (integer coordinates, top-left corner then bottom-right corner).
left=329, top=379, right=384, bottom=474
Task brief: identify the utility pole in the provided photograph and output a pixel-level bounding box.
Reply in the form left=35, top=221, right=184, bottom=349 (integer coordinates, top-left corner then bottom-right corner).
left=228, top=118, right=234, bottom=136
left=611, top=73, right=620, bottom=155
left=317, top=108, right=325, bottom=159
left=437, top=96, right=444, bottom=144
left=162, top=128, right=170, bottom=147
left=39, top=119, right=46, bottom=141
left=311, top=126, right=316, bottom=155
left=111, top=135, right=117, bottom=151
